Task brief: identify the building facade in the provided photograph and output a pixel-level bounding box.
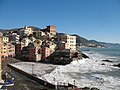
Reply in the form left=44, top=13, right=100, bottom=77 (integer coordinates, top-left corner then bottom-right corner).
left=42, top=47, right=50, bottom=61
left=42, top=26, right=56, bottom=36
left=60, top=35, right=76, bottom=51
left=15, top=43, right=25, bottom=56
left=8, top=43, right=15, bottom=57
left=1, top=43, right=9, bottom=57
left=1, top=36, right=9, bottom=43
left=8, top=33, right=20, bottom=43
left=17, top=26, right=33, bottom=38
left=33, top=31, right=46, bottom=39
left=28, top=47, right=41, bottom=62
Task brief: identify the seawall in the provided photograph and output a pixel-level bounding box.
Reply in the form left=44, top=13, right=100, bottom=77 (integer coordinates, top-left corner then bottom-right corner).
left=8, top=64, right=56, bottom=89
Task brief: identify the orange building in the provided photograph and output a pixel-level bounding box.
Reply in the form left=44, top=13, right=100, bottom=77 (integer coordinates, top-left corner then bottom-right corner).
left=47, top=26, right=56, bottom=35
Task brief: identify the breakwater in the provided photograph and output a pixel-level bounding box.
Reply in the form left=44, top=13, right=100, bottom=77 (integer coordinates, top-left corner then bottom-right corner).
left=8, top=64, right=56, bottom=89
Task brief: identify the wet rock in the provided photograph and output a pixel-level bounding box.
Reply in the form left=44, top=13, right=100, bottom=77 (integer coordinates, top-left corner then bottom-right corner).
left=101, top=63, right=105, bottom=65
left=81, top=53, right=89, bottom=58
left=113, top=63, right=120, bottom=68
left=90, top=87, right=100, bottom=90
left=81, top=87, right=90, bottom=90
left=102, top=60, right=113, bottom=62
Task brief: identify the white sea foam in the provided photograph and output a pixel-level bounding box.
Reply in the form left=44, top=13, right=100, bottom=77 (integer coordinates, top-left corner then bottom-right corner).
left=10, top=51, right=120, bottom=90
left=40, top=52, right=120, bottom=90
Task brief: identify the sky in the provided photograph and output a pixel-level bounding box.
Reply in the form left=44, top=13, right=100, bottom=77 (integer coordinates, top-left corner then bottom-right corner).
left=0, top=0, right=120, bottom=43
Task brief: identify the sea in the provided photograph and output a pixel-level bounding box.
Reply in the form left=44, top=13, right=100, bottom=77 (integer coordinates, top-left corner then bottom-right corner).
left=78, top=43, right=120, bottom=90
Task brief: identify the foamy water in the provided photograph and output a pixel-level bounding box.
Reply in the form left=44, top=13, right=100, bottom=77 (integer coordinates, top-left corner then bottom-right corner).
left=11, top=44, right=120, bottom=90
left=41, top=49, right=120, bottom=90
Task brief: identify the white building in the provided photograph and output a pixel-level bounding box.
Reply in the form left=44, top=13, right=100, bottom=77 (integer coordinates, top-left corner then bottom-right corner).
left=60, top=35, right=76, bottom=51
left=8, top=33, right=20, bottom=43
left=17, top=26, right=33, bottom=38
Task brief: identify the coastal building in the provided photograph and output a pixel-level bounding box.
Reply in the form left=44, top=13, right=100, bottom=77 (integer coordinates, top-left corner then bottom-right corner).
left=28, top=44, right=41, bottom=62
left=42, top=26, right=56, bottom=36
left=53, top=49, right=73, bottom=64
left=1, top=43, right=9, bottom=57
left=60, top=35, right=76, bottom=51
left=29, top=36, right=36, bottom=43
left=34, top=39, right=42, bottom=47
left=15, top=42, right=25, bottom=56
left=57, top=41, right=67, bottom=50
left=8, top=43, right=15, bottom=57
left=21, top=37, right=31, bottom=46
left=0, top=36, right=9, bottom=43
left=49, top=41, right=56, bottom=54
left=42, top=47, right=50, bottom=61
left=33, top=31, right=46, bottom=39
left=0, top=43, right=15, bottom=58
left=8, top=33, right=20, bottom=43
left=46, top=26, right=56, bottom=36
left=33, top=31, right=53, bottom=40
left=17, top=26, right=33, bottom=38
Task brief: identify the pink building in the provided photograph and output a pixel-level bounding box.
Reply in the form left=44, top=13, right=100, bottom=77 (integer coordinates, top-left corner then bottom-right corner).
left=28, top=47, right=41, bottom=62
left=8, top=43, right=15, bottom=57
left=42, top=47, right=50, bottom=61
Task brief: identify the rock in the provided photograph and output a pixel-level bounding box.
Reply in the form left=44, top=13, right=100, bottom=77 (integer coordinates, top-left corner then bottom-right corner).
left=113, top=63, right=120, bottom=68
left=101, top=63, right=105, bottom=65
left=90, top=87, right=99, bottom=90
left=81, top=53, right=89, bottom=58
left=81, top=87, right=90, bottom=90
left=102, top=60, right=113, bottom=62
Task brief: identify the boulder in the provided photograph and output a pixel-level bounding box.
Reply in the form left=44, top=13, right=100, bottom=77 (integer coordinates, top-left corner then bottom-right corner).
left=113, top=63, right=120, bottom=68
left=102, top=60, right=113, bottom=62
left=90, top=87, right=100, bottom=90
left=101, top=63, right=105, bottom=65
left=81, top=53, right=89, bottom=58
left=81, top=87, right=90, bottom=90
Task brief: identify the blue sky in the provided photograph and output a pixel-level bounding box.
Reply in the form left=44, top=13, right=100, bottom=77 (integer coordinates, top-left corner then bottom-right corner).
left=0, top=0, right=120, bottom=43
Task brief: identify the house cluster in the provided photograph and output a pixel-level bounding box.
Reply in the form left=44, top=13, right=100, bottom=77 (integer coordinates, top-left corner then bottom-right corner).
left=0, top=25, right=80, bottom=64
left=0, top=33, right=15, bottom=59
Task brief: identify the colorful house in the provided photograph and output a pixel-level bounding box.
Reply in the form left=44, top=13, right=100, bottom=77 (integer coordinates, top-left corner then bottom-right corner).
left=28, top=43, right=41, bottom=61
left=42, top=46, right=50, bottom=61
left=15, top=42, right=25, bottom=56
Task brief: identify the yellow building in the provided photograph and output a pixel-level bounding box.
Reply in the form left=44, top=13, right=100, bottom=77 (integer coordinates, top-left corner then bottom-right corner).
left=60, top=35, right=76, bottom=51
left=1, top=43, right=8, bottom=57
left=1, top=36, right=9, bottom=43
left=0, top=36, right=9, bottom=57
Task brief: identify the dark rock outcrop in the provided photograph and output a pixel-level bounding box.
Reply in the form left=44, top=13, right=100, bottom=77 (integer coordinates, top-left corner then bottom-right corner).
left=81, top=53, right=89, bottom=58
left=90, top=87, right=100, bottom=90
left=113, top=63, right=120, bottom=68
left=81, top=87, right=99, bottom=90
left=102, top=60, right=113, bottom=62
left=101, top=63, right=105, bottom=65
